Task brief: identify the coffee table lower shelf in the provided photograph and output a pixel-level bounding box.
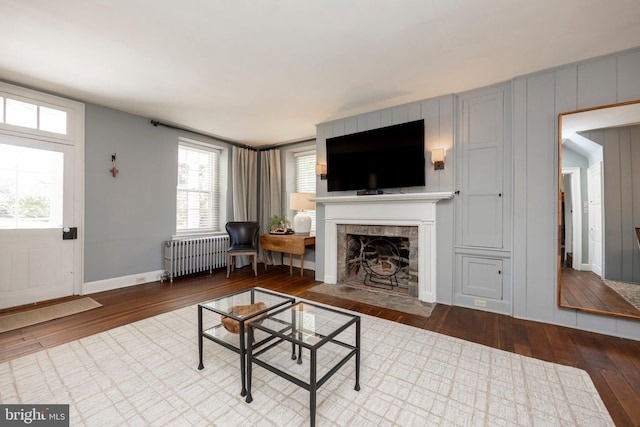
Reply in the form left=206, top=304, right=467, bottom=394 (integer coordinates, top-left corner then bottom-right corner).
left=245, top=302, right=361, bottom=427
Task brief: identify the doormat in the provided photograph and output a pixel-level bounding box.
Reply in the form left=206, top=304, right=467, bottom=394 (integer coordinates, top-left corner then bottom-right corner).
left=0, top=297, right=102, bottom=333
left=603, top=280, right=640, bottom=312
left=307, top=283, right=435, bottom=318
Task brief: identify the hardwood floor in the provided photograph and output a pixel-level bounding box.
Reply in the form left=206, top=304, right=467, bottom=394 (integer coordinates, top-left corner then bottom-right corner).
left=561, top=267, right=640, bottom=319
left=1, top=265, right=640, bottom=426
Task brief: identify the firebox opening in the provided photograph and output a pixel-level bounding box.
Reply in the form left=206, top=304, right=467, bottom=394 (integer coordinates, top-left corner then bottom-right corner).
left=344, top=234, right=410, bottom=295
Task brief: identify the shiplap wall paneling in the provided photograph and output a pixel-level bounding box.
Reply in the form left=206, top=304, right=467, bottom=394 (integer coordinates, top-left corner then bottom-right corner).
left=512, top=77, right=529, bottom=319
left=553, top=65, right=580, bottom=326
left=617, top=50, right=640, bottom=101
left=523, top=72, right=557, bottom=322
left=577, top=57, right=617, bottom=109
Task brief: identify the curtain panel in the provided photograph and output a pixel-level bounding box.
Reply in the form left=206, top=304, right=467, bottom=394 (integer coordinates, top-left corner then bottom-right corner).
left=231, top=146, right=258, bottom=267
left=259, top=149, right=282, bottom=264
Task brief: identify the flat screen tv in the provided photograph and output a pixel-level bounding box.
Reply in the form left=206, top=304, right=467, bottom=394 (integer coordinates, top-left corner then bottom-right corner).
left=326, top=119, right=425, bottom=192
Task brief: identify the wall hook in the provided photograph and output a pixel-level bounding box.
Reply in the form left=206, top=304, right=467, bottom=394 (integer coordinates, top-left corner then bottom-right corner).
left=110, top=154, right=119, bottom=177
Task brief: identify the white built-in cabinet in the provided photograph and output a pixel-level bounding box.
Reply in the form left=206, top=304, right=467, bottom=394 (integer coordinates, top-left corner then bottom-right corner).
left=454, top=84, right=512, bottom=315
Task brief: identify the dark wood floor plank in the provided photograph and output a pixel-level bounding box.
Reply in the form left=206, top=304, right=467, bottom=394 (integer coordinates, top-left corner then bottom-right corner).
left=542, top=324, right=583, bottom=368
left=561, top=268, right=640, bottom=318
left=0, top=265, right=638, bottom=426
left=598, top=367, right=640, bottom=426
left=525, top=321, right=555, bottom=363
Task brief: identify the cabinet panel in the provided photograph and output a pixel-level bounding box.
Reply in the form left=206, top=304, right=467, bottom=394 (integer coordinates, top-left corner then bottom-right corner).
left=461, top=256, right=503, bottom=299
left=459, top=91, right=504, bottom=248
left=464, top=195, right=502, bottom=247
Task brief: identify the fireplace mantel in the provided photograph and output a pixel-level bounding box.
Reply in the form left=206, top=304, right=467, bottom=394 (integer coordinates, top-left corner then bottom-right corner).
left=314, top=191, right=453, bottom=303
left=313, top=191, right=453, bottom=205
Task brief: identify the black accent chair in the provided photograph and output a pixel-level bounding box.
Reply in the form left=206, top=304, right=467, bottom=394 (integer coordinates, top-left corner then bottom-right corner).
left=225, top=221, right=260, bottom=278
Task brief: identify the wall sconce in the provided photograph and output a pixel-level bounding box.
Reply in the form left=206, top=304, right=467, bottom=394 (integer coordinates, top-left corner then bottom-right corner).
left=431, top=148, right=445, bottom=170
left=315, top=163, right=327, bottom=180
left=110, top=154, right=119, bottom=177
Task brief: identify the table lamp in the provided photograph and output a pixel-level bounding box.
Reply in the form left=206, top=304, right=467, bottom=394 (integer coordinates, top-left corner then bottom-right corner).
left=289, top=192, right=315, bottom=236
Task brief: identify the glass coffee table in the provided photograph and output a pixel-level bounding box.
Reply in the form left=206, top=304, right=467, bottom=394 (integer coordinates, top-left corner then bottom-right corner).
left=197, top=288, right=295, bottom=396
left=245, top=301, right=361, bottom=427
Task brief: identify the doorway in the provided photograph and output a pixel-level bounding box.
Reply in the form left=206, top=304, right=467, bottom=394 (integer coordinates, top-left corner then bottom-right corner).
left=0, top=83, right=84, bottom=309
left=561, top=168, right=582, bottom=270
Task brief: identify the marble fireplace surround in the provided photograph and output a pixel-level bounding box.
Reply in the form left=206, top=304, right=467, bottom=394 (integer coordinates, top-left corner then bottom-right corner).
left=314, top=192, right=454, bottom=303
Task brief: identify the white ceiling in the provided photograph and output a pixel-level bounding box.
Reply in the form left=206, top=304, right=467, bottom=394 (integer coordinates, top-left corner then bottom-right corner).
left=2, top=0, right=640, bottom=147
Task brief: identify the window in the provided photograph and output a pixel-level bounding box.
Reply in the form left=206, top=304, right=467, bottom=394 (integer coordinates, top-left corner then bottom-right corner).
left=176, top=139, right=220, bottom=234
left=294, top=150, right=316, bottom=232
left=0, top=144, right=64, bottom=229
left=0, top=95, right=68, bottom=135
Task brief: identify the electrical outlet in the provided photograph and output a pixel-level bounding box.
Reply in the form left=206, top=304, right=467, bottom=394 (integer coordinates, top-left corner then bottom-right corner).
left=474, top=299, right=487, bottom=308
left=135, top=277, right=145, bottom=284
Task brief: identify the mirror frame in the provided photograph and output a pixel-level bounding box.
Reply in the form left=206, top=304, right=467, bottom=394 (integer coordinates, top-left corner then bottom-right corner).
left=557, top=99, right=640, bottom=319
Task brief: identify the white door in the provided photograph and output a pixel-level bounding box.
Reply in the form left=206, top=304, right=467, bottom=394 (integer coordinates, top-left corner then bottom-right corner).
left=0, top=135, right=77, bottom=309
left=587, top=162, right=603, bottom=277
left=562, top=173, right=573, bottom=255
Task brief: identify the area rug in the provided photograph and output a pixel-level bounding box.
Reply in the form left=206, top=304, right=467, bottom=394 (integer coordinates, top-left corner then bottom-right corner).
left=308, top=283, right=435, bottom=317
left=0, top=294, right=612, bottom=426
left=603, top=280, right=640, bottom=311
left=0, top=298, right=102, bottom=334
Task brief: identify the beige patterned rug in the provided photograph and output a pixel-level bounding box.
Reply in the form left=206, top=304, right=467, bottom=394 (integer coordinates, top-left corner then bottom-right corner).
left=603, top=280, right=640, bottom=311
left=0, top=297, right=102, bottom=334
left=0, top=292, right=612, bottom=426
left=308, top=283, right=435, bottom=317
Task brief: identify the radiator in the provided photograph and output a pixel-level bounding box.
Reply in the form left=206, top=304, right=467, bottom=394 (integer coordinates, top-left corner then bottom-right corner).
left=164, top=235, right=229, bottom=282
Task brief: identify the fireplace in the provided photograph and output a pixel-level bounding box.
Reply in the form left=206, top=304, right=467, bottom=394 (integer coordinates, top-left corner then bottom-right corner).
left=314, top=192, right=453, bottom=303
left=337, top=224, right=418, bottom=297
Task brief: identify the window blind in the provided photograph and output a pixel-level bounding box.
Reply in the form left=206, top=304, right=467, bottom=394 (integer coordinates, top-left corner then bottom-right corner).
left=177, top=139, right=220, bottom=233
left=294, top=150, right=316, bottom=232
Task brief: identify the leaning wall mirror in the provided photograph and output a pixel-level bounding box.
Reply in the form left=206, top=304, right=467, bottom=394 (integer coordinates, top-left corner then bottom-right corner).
left=558, top=100, right=640, bottom=320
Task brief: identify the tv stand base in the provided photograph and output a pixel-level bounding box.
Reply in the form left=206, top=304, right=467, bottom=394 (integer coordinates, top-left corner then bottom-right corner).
left=356, top=189, right=383, bottom=196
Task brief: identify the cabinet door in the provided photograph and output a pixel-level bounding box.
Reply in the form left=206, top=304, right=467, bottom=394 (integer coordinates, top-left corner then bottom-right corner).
left=460, top=256, right=503, bottom=300
left=459, top=91, right=504, bottom=248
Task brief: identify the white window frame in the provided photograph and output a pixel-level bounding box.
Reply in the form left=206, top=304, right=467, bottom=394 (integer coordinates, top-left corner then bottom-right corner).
left=176, top=138, right=224, bottom=235
left=0, top=90, right=73, bottom=142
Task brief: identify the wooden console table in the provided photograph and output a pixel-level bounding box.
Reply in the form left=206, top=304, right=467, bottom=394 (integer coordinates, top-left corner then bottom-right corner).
left=260, top=234, right=315, bottom=277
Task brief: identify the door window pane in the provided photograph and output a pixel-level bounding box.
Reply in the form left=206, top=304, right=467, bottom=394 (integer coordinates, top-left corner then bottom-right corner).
left=39, top=106, right=67, bottom=134
left=0, top=143, right=63, bottom=229
left=5, top=99, right=37, bottom=129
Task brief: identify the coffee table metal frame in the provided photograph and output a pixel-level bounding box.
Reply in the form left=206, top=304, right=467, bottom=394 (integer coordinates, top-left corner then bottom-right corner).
left=197, top=288, right=295, bottom=396
left=245, top=301, right=361, bottom=426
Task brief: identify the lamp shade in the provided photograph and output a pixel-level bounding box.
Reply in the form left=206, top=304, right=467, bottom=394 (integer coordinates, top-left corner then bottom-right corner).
left=289, top=192, right=315, bottom=211
left=431, top=148, right=445, bottom=164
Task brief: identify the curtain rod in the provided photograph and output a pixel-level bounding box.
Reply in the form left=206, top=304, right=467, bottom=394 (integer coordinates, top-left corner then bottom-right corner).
left=258, top=137, right=316, bottom=151
left=150, top=119, right=315, bottom=151
left=150, top=120, right=256, bottom=151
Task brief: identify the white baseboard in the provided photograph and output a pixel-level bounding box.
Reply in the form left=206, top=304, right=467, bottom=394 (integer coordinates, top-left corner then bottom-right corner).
left=83, top=270, right=165, bottom=295
left=576, top=263, right=590, bottom=271
left=83, top=260, right=316, bottom=295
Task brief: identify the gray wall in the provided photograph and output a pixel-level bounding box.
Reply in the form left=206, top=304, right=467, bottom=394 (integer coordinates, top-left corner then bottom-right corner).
left=580, top=125, right=640, bottom=283
left=513, top=47, right=640, bottom=339
left=84, top=104, right=233, bottom=282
